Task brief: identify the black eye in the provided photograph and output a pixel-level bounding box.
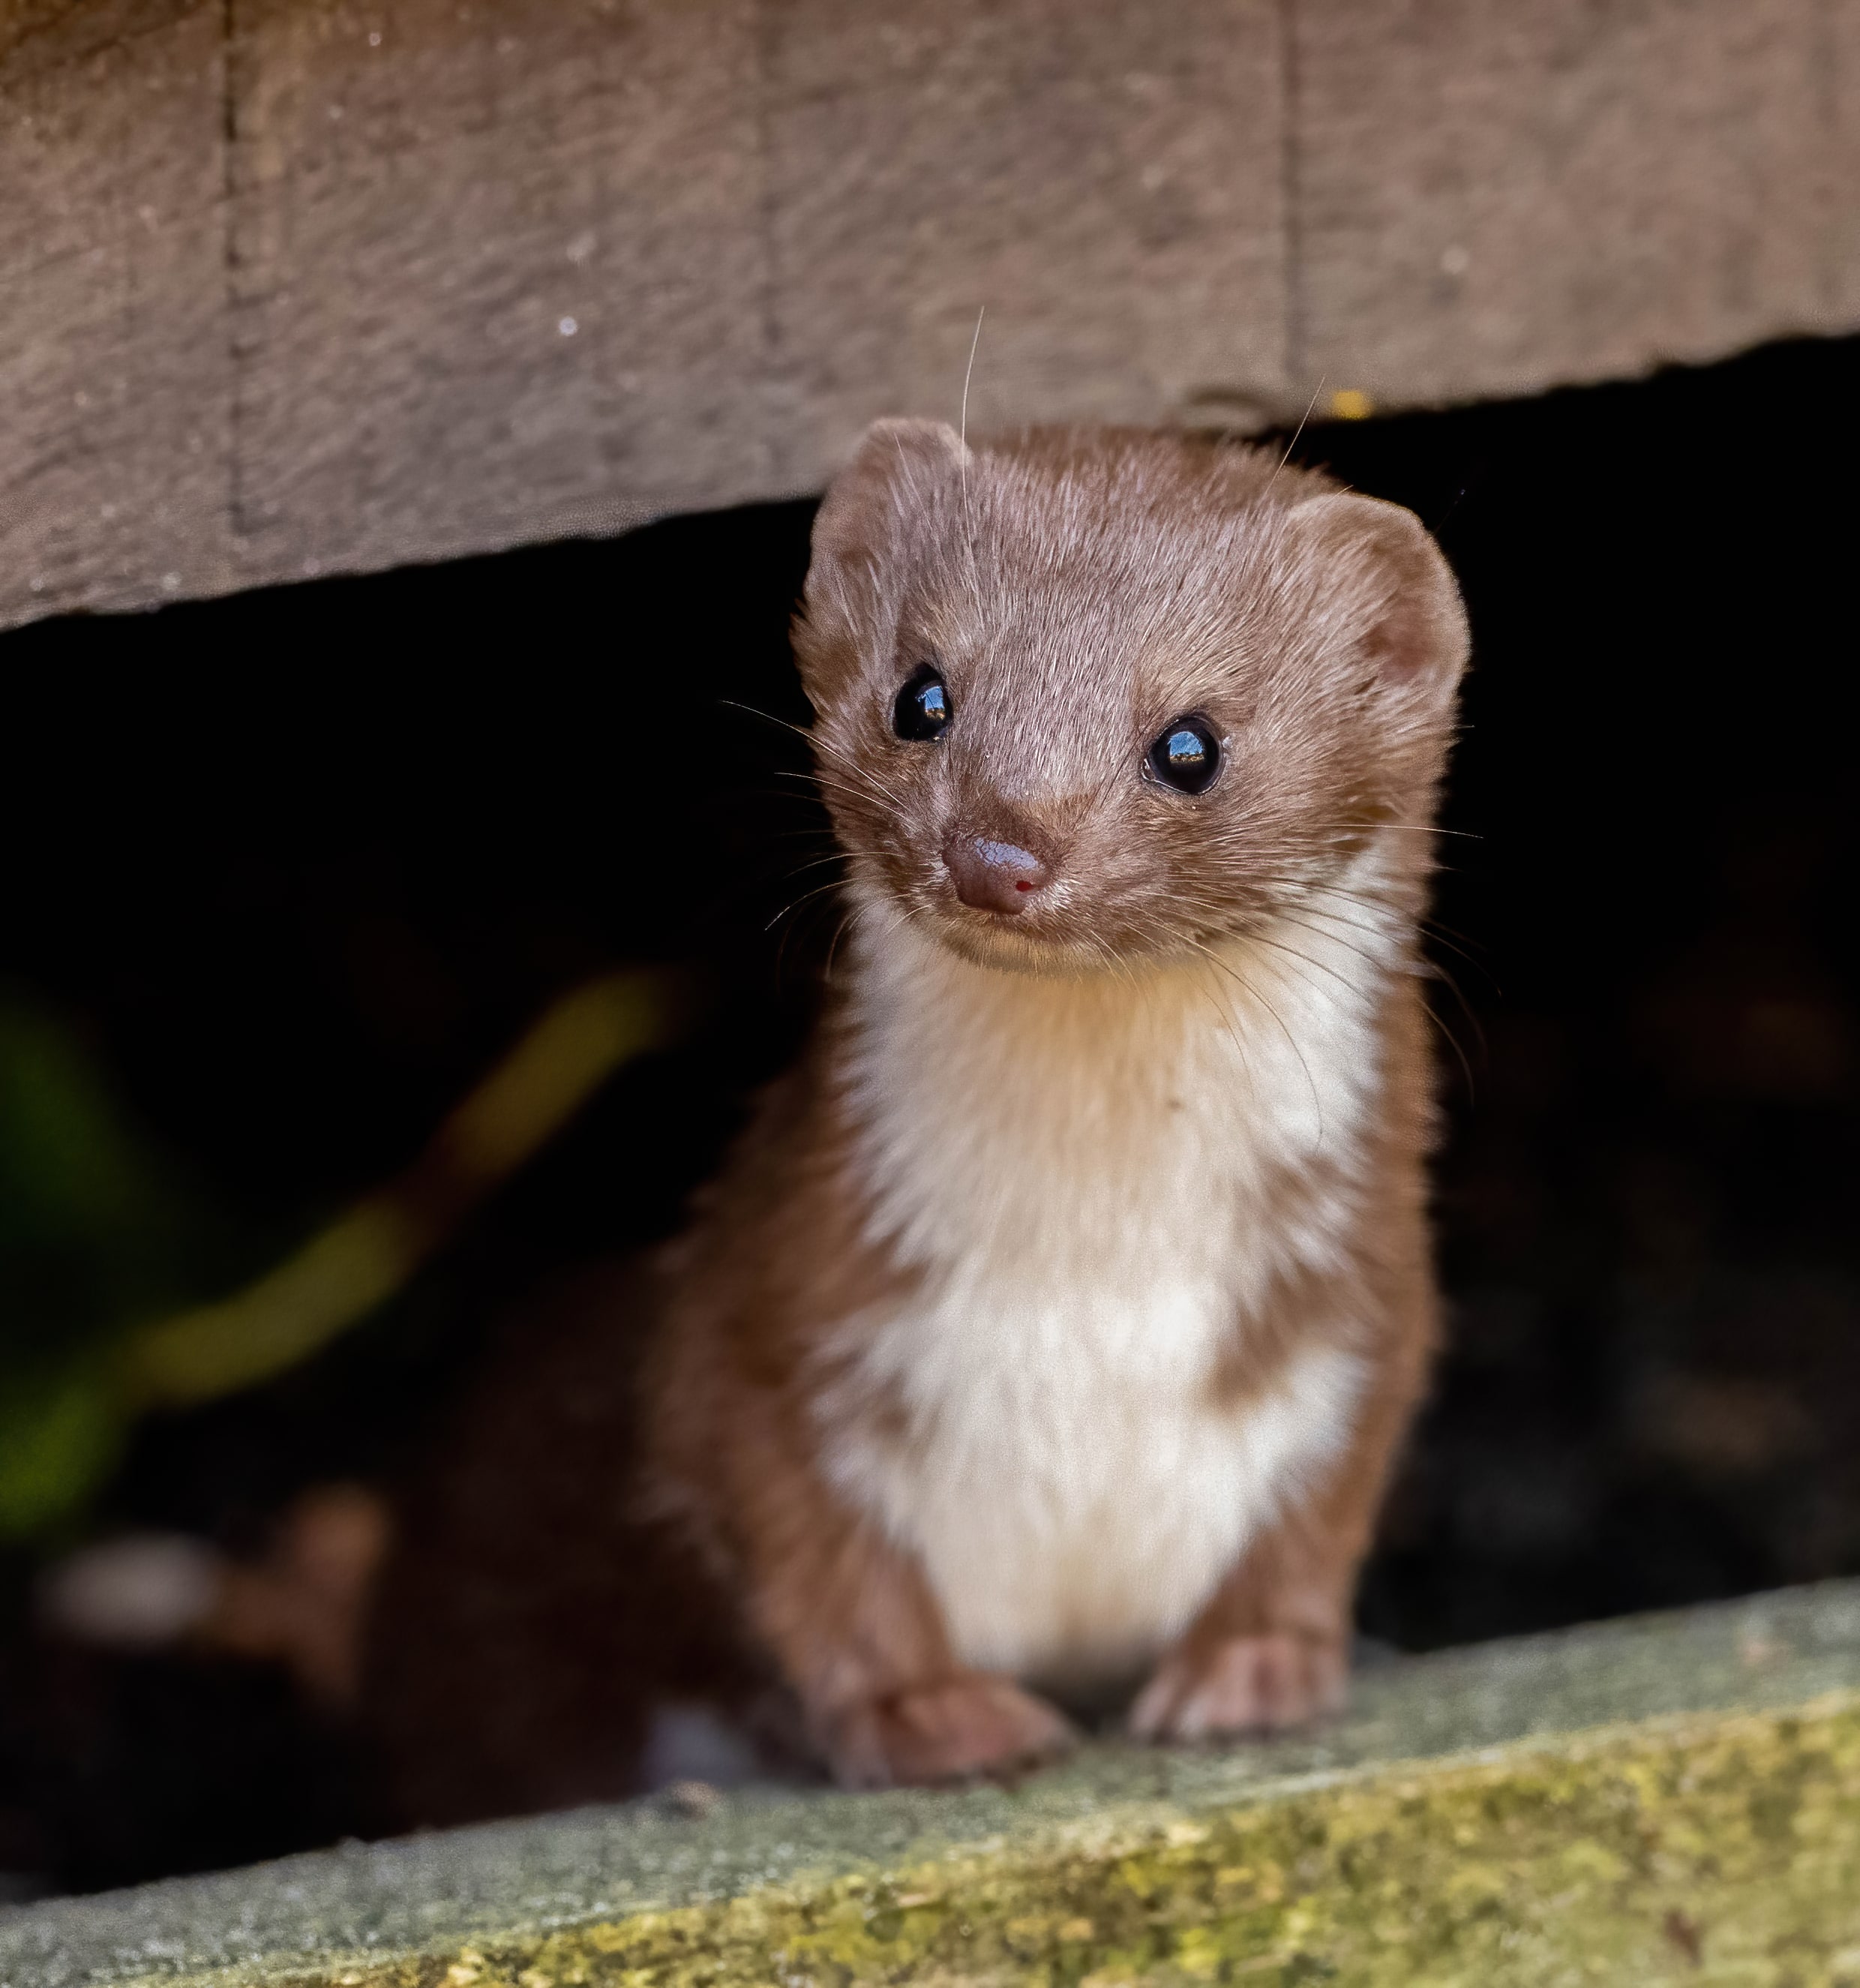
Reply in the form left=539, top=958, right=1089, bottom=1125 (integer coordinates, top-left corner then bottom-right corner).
left=892, top=662, right=952, bottom=741
left=1148, top=716, right=1221, bottom=794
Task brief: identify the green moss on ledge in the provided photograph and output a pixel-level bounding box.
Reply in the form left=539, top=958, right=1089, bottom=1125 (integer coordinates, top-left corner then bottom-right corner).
left=7, top=1583, right=1860, bottom=1988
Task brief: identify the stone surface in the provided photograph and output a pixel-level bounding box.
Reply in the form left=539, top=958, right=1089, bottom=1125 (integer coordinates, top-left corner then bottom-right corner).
left=2, top=0, right=1858, bottom=630
left=4, top=1581, right=1859, bottom=1986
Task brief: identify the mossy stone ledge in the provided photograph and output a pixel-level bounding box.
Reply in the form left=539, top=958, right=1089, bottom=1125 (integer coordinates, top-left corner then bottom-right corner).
left=5, top=1583, right=1859, bottom=1988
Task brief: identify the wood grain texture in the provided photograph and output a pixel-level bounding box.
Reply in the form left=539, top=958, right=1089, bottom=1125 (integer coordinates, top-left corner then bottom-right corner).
left=2, top=0, right=1856, bottom=629
left=225, top=0, right=772, bottom=581
left=0, top=0, right=238, bottom=615
left=1829, top=0, right=1860, bottom=324
left=759, top=0, right=1289, bottom=465
left=1292, top=0, right=1857, bottom=406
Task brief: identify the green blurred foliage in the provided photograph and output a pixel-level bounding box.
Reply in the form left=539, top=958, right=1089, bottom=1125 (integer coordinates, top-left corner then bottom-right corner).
left=0, top=971, right=670, bottom=1543
left=0, top=1363, right=122, bottom=1540
left=0, top=988, right=237, bottom=1541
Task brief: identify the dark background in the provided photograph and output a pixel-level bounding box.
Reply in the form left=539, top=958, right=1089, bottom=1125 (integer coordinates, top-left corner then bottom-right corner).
left=2, top=331, right=1856, bottom=1895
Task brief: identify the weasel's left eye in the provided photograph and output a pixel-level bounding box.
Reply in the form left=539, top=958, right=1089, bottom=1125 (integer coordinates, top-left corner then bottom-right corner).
left=893, top=662, right=952, bottom=741
left=1148, top=716, right=1220, bottom=794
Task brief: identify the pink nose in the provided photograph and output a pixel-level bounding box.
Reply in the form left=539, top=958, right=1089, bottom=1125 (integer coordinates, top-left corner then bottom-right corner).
left=944, top=833, right=1053, bottom=914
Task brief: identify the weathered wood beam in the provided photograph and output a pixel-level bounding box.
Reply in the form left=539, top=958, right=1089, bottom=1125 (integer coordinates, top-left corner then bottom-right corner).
left=2, top=0, right=1856, bottom=630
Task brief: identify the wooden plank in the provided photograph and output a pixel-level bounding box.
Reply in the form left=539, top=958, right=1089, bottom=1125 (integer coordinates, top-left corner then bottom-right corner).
left=1829, top=0, right=1860, bottom=325
left=1292, top=0, right=1853, bottom=409
left=2, top=0, right=1856, bottom=632
left=760, top=0, right=1290, bottom=468
left=0, top=0, right=237, bottom=617
left=224, top=0, right=771, bottom=581
left=224, top=0, right=1288, bottom=587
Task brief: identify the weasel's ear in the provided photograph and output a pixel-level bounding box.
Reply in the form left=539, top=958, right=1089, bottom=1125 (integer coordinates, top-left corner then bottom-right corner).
left=810, top=418, right=968, bottom=580
left=799, top=419, right=970, bottom=701
left=1283, top=492, right=1469, bottom=709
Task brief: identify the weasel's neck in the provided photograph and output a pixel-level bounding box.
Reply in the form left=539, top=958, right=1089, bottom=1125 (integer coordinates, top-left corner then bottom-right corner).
left=835, top=852, right=1408, bottom=1289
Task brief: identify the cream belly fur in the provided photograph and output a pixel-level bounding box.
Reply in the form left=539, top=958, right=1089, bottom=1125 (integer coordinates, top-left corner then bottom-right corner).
left=818, top=857, right=1400, bottom=1689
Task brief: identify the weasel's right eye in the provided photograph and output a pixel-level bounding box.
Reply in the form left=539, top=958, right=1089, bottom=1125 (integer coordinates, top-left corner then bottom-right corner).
left=1148, top=716, right=1221, bottom=794
left=892, top=662, right=952, bottom=741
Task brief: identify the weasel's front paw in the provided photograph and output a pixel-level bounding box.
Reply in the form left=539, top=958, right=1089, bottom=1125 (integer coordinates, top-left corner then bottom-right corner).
left=1129, top=1632, right=1346, bottom=1742
left=824, top=1673, right=1075, bottom=1790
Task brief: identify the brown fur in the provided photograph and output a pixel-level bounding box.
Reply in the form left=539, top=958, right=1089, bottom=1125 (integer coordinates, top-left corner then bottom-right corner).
left=362, top=422, right=1467, bottom=1816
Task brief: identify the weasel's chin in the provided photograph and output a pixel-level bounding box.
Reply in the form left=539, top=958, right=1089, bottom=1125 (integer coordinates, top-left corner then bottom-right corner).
left=924, top=910, right=1109, bottom=977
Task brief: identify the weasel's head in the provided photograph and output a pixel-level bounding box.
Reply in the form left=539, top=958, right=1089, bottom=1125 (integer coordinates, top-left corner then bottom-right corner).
left=794, top=420, right=1468, bottom=975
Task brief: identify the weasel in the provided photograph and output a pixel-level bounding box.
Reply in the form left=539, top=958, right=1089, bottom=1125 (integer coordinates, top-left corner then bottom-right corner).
left=363, top=421, right=1468, bottom=1813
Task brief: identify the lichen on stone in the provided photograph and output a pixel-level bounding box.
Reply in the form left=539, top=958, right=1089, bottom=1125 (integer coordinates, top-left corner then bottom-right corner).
left=8, top=1584, right=1860, bottom=1988
left=140, top=1695, right=1860, bottom=1988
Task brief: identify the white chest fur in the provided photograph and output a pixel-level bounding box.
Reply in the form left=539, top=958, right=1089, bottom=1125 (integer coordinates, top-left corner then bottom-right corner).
left=817, top=872, right=1398, bottom=1689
